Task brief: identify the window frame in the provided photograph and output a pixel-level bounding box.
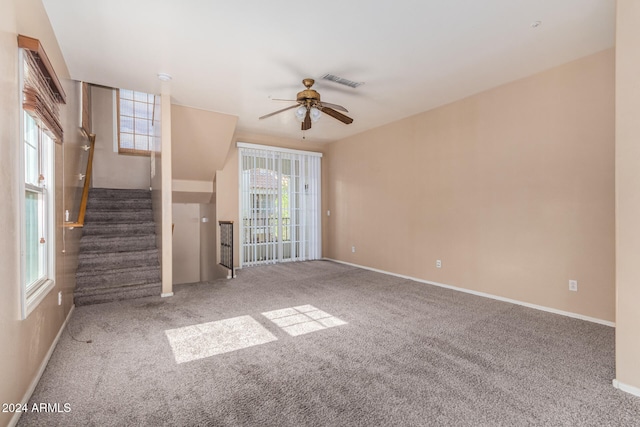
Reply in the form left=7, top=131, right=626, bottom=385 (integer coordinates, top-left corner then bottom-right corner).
left=116, top=88, right=156, bottom=156
left=19, top=50, right=55, bottom=318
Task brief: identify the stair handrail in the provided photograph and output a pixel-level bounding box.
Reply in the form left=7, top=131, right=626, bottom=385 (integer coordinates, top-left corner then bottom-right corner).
left=65, top=133, right=96, bottom=228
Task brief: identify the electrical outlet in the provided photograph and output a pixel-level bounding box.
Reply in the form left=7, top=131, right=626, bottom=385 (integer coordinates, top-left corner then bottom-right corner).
left=351, top=246, right=356, bottom=253
left=436, top=260, right=442, bottom=268
left=58, top=291, right=62, bottom=305
left=569, top=280, right=578, bottom=292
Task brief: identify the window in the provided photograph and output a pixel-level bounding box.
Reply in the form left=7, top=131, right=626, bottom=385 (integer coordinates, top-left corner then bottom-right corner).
left=239, top=143, right=322, bottom=266
left=18, top=36, right=63, bottom=318
left=117, top=89, right=155, bottom=155
left=23, top=111, right=54, bottom=306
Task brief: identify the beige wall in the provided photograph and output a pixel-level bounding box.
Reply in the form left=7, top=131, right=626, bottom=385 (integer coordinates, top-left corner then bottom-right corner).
left=0, top=1, right=84, bottom=425
left=216, top=131, right=328, bottom=270
left=169, top=104, right=238, bottom=281
left=615, top=0, right=640, bottom=392
left=91, top=86, right=151, bottom=189
left=172, top=203, right=201, bottom=284
left=171, top=202, right=221, bottom=284
left=200, top=202, right=220, bottom=281
left=171, top=104, right=237, bottom=182
left=326, top=49, right=615, bottom=322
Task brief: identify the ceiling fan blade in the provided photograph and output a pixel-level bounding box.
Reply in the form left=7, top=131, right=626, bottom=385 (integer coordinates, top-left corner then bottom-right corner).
left=321, top=107, right=353, bottom=125
left=259, top=104, right=299, bottom=120
left=320, top=102, right=348, bottom=113
left=302, top=109, right=312, bottom=131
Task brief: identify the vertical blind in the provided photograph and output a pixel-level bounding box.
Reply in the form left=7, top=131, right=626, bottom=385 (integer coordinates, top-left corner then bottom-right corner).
left=239, top=143, right=322, bottom=267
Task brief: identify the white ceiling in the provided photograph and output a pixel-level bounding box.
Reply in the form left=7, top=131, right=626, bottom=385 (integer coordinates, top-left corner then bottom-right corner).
left=42, top=0, right=615, bottom=144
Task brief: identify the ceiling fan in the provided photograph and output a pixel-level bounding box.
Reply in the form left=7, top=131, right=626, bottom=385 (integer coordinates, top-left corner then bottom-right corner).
left=259, top=78, right=354, bottom=131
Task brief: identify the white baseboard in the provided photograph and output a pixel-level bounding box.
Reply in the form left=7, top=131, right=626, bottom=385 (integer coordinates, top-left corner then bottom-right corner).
left=9, top=305, right=75, bottom=427
left=325, top=258, right=615, bottom=327
left=161, top=292, right=174, bottom=298
left=613, top=379, right=640, bottom=397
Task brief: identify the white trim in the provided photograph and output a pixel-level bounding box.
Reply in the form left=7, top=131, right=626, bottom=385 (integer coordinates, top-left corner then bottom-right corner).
left=161, top=292, right=174, bottom=298
left=9, top=305, right=75, bottom=427
left=24, top=279, right=55, bottom=318
left=112, top=88, right=118, bottom=152
left=325, top=258, right=615, bottom=327
left=612, top=379, right=640, bottom=397
left=236, top=142, right=323, bottom=158
left=18, top=50, right=27, bottom=319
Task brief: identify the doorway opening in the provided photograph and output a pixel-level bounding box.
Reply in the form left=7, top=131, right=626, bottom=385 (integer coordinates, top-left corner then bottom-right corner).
left=239, top=143, right=321, bottom=267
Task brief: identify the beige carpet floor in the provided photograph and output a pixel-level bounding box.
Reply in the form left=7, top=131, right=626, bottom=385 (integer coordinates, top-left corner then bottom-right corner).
left=18, top=260, right=640, bottom=426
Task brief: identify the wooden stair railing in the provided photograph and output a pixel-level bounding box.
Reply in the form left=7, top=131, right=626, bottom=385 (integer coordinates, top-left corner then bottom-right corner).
left=65, top=133, right=96, bottom=228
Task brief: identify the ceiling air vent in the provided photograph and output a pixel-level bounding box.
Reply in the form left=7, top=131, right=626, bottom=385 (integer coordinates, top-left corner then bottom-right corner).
left=321, top=73, right=364, bottom=89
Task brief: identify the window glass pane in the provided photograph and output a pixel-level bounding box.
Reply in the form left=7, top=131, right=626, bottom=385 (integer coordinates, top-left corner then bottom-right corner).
left=120, top=99, right=134, bottom=117
left=25, top=144, right=38, bottom=186
left=134, top=101, right=149, bottom=118
left=134, top=91, right=148, bottom=102
left=120, top=116, right=134, bottom=133
left=118, top=89, right=154, bottom=154
left=24, top=113, right=39, bottom=185
left=135, top=118, right=149, bottom=134
left=24, top=112, right=38, bottom=146
left=120, top=89, right=134, bottom=100
left=120, top=133, right=134, bottom=149
left=25, top=190, right=43, bottom=288
left=40, top=133, right=51, bottom=189
left=135, top=135, right=149, bottom=151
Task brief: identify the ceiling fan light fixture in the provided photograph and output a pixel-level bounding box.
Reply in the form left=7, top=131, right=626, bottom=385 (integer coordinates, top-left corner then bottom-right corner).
left=295, top=105, right=307, bottom=122
left=310, top=107, right=321, bottom=123
left=259, top=78, right=353, bottom=130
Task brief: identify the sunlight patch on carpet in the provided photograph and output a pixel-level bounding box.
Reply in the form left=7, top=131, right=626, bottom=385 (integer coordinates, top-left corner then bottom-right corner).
left=262, top=305, right=347, bottom=336
left=165, top=315, right=277, bottom=363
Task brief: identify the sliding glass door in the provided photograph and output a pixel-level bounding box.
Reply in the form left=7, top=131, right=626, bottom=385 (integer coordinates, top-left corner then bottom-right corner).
left=239, top=143, right=321, bottom=267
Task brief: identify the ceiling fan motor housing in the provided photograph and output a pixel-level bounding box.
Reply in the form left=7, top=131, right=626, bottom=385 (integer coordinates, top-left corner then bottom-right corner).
left=297, top=89, right=320, bottom=106
left=297, top=78, right=320, bottom=107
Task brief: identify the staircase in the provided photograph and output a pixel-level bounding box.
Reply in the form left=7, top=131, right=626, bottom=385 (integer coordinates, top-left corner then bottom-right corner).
left=74, top=188, right=162, bottom=306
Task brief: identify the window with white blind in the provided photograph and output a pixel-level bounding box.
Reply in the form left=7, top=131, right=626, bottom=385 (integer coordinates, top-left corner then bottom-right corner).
left=239, top=143, right=322, bottom=267
left=117, top=89, right=155, bottom=155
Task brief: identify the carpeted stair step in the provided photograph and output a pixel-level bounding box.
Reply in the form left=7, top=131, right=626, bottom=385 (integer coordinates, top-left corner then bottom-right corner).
left=89, top=188, right=151, bottom=199
left=84, top=209, right=153, bottom=223
left=75, top=187, right=160, bottom=306
left=86, top=197, right=152, bottom=210
left=80, top=221, right=156, bottom=236
left=79, top=234, right=157, bottom=253
left=74, top=281, right=162, bottom=306
left=76, top=265, right=161, bottom=290
left=78, top=248, right=160, bottom=271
